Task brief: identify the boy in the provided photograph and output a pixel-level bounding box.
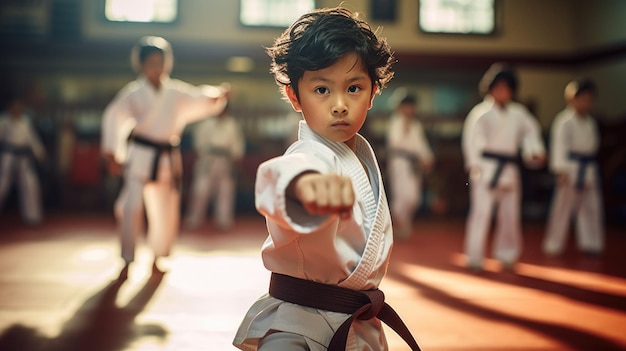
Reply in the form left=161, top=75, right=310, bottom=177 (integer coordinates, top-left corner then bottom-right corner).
left=184, top=102, right=246, bottom=231
left=233, top=7, right=420, bottom=351
left=386, top=88, right=434, bottom=239
left=543, top=78, right=604, bottom=256
left=0, top=96, right=46, bottom=225
left=100, top=36, right=229, bottom=276
left=461, top=63, right=545, bottom=271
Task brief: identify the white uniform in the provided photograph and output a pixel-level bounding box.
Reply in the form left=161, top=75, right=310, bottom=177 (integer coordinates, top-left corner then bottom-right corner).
left=101, top=76, right=224, bottom=263
left=234, top=121, right=394, bottom=351
left=461, top=96, right=545, bottom=266
left=386, top=112, right=434, bottom=238
left=0, top=114, right=45, bottom=224
left=543, top=107, right=603, bottom=255
left=184, top=114, right=245, bottom=230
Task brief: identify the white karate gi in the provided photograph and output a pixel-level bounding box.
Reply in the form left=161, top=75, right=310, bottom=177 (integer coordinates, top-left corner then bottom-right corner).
left=184, top=114, right=245, bottom=230
left=234, top=121, right=394, bottom=351
left=461, top=96, right=545, bottom=266
left=0, top=113, right=45, bottom=224
left=386, top=112, right=434, bottom=238
left=101, top=76, right=225, bottom=263
left=543, top=108, right=604, bottom=255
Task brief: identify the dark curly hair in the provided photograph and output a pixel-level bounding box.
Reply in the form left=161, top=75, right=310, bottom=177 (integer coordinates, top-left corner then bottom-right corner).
left=266, top=7, right=395, bottom=99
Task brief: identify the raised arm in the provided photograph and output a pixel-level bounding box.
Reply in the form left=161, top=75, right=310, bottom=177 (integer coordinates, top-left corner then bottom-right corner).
left=177, top=82, right=231, bottom=124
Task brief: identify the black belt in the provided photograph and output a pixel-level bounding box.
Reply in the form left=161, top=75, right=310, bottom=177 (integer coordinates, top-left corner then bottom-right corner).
left=388, top=148, right=420, bottom=174
left=0, top=143, right=32, bottom=157
left=129, top=134, right=180, bottom=186
left=568, top=152, right=596, bottom=191
left=482, top=151, right=518, bottom=189
left=269, top=273, right=421, bottom=351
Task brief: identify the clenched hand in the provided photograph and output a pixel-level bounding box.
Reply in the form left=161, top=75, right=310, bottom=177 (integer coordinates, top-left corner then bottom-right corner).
left=287, top=172, right=355, bottom=219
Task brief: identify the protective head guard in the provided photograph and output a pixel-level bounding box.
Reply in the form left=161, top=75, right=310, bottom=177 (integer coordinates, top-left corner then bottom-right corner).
left=388, top=87, right=417, bottom=110
left=564, top=77, right=597, bottom=101
left=130, top=36, right=174, bottom=74
left=478, top=62, right=518, bottom=96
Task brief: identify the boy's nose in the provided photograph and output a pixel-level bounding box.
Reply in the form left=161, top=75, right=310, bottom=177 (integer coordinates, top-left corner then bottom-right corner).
left=332, top=99, right=348, bottom=116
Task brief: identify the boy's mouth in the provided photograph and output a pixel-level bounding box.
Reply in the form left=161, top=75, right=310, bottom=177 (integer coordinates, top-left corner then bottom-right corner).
left=332, top=120, right=349, bottom=127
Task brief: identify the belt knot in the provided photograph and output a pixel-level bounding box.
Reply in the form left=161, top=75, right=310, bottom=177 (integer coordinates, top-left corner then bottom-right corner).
left=357, top=289, right=385, bottom=320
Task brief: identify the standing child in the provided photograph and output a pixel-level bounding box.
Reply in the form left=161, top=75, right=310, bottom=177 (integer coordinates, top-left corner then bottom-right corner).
left=461, top=63, right=546, bottom=271
left=233, top=7, right=420, bottom=351
left=386, top=88, right=434, bottom=238
left=0, top=96, right=46, bottom=225
left=184, top=102, right=246, bottom=231
left=100, top=36, right=229, bottom=275
left=543, top=78, right=604, bottom=256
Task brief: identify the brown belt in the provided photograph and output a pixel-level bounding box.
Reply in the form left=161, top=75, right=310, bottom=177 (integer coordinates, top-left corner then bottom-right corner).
left=269, top=272, right=421, bottom=350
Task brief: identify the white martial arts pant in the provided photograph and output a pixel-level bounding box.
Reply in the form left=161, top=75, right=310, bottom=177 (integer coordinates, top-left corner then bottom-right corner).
left=258, top=332, right=309, bottom=351
left=389, top=157, right=422, bottom=238
left=185, top=155, right=235, bottom=230
left=543, top=184, right=604, bottom=255
left=114, top=173, right=180, bottom=263
left=0, top=154, right=43, bottom=224
left=465, top=181, right=522, bottom=266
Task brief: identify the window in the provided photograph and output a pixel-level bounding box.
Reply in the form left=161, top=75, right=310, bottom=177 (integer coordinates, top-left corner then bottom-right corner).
left=104, top=0, right=177, bottom=23
left=239, top=0, right=316, bottom=28
left=419, top=0, right=496, bottom=35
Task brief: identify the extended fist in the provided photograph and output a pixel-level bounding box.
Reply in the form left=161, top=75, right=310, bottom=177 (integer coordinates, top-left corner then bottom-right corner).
left=288, top=172, right=355, bottom=219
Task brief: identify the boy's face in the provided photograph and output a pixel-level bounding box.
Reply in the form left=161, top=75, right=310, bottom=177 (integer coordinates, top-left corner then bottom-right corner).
left=398, top=101, right=416, bottom=118
left=490, top=80, right=513, bottom=106
left=141, top=52, right=165, bottom=86
left=286, top=52, right=376, bottom=150
left=571, top=91, right=594, bottom=116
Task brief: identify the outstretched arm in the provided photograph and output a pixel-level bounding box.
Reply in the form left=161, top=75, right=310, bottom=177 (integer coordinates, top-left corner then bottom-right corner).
left=286, top=171, right=354, bottom=219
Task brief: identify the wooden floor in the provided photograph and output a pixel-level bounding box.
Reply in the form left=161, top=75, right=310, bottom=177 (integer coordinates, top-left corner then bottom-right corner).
left=0, top=213, right=625, bottom=351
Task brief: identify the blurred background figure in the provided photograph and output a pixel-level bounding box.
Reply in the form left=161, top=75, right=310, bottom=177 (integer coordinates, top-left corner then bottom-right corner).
left=386, top=88, right=434, bottom=239
left=184, top=102, right=246, bottom=231
left=0, top=95, right=46, bottom=225
left=100, top=36, right=229, bottom=275
left=543, top=78, right=604, bottom=257
left=461, top=63, right=546, bottom=271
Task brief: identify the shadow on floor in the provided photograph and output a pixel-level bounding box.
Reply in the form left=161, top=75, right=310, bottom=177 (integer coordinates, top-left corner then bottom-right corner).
left=0, top=268, right=167, bottom=351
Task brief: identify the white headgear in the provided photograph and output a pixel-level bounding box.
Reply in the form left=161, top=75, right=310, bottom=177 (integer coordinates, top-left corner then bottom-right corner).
left=130, top=36, right=174, bottom=74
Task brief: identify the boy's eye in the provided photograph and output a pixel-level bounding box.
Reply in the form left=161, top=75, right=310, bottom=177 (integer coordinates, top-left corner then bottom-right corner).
left=348, top=85, right=362, bottom=93
left=315, top=87, right=329, bottom=95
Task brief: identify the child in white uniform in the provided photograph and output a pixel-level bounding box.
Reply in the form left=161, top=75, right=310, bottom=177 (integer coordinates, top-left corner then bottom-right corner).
left=101, top=36, right=229, bottom=275
left=386, top=89, right=434, bottom=238
left=184, top=103, right=246, bottom=231
left=543, top=78, right=604, bottom=256
left=233, top=7, right=420, bottom=351
left=0, top=97, right=46, bottom=225
left=461, top=63, right=546, bottom=271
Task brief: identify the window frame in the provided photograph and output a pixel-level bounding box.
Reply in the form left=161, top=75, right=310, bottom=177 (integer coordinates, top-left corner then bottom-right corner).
left=238, top=0, right=317, bottom=29
left=100, top=0, right=180, bottom=25
left=417, top=0, right=500, bottom=36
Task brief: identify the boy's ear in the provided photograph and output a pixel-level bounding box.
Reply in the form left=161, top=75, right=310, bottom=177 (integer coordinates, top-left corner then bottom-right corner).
left=285, top=85, right=302, bottom=112
left=368, top=86, right=379, bottom=110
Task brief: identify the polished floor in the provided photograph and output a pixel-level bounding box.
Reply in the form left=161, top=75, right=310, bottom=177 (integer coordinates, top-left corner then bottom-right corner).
left=0, top=213, right=625, bottom=351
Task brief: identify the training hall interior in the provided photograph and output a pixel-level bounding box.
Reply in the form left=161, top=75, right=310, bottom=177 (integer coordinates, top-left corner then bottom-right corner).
left=1, top=0, right=626, bottom=350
